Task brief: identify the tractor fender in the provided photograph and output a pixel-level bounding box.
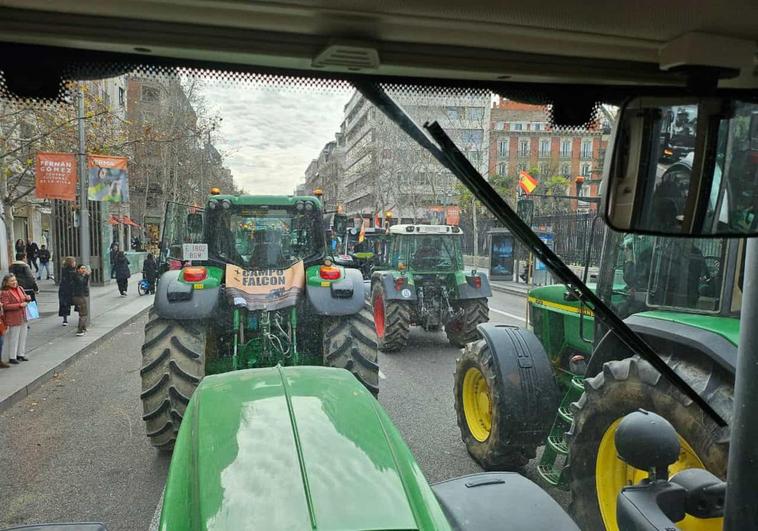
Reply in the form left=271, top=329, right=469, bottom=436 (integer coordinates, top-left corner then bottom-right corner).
left=307, top=267, right=365, bottom=316
left=370, top=271, right=417, bottom=301
left=477, top=323, right=561, bottom=445
left=456, top=271, right=493, bottom=299
left=586, top=314, right=738, bottom=379
left=153, top=269, right=220, bottom=320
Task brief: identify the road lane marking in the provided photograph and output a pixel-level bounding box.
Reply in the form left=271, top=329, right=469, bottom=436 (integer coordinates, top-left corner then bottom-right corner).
left=149, top=488, right=164, bottom=531
left=490, top=307, right=526, bottom=322
left=379, top=369, right=386, bottom=380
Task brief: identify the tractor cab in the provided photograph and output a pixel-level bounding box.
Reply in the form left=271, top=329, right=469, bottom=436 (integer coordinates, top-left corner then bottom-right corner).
left=385, top=224, right=464, bottom=273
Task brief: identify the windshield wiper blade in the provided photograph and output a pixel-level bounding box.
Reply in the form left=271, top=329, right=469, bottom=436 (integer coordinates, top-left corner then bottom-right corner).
left=355, top=81, right=725, bottom=427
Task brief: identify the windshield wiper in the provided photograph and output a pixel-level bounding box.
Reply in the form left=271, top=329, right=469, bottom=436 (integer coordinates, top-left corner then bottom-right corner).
left=355, top=81, right=725, bottom=427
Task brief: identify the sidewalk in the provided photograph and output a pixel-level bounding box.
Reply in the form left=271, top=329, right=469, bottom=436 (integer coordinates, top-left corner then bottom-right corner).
left=0, top=275, right=153, bottom=413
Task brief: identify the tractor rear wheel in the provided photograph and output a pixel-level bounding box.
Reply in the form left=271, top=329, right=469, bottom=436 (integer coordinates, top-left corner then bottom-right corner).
left=140, top=309, right=206, bottom=450
left=445, top=298, right=489, bottom=348
left=567, top=355, right=732, bottom=531
left=323, top=302, right=380, bottom=396
left=371, top=282, right=411, bottom=352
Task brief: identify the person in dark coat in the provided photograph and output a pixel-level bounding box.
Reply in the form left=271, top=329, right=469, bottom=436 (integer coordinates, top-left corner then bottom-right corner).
left=142, top=253, right=158, bottom=294
left=58, top=256, right=77, bottom=326
left=25, top=240, right=39, bottom=273
left=114, top=251, right=131, bottom=296
left=109, top=242, right=120, bottom=279
left=37, top=244, right=52, bottom=280
left=14, top=239, right=25, bottom=256
left=9, top=253, right=39, bottom=302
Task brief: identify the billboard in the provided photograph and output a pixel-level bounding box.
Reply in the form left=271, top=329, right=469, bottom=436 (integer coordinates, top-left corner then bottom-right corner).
left=88, top=155, right=129, bottom=202
left=35, top=152, right=77, bottom=201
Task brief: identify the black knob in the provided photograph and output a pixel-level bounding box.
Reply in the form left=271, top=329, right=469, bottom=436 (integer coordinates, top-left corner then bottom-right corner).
left=614, top=409, right=680, bottom=473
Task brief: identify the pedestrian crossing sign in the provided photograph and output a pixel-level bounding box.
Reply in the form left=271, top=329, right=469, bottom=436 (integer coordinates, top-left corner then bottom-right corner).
left=518, top=171, right=538, bottom=194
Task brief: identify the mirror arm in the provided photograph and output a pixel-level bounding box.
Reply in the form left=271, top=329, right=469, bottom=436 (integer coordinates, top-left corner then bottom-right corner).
left=354, top=81, right=726, bottom=428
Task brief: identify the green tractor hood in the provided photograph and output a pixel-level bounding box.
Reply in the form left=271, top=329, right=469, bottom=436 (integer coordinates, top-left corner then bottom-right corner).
left=160, top=366, right=450, bottom=531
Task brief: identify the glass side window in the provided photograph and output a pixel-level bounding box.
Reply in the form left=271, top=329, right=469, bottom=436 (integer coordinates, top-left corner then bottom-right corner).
left=647, top=238, right=724, bottom=312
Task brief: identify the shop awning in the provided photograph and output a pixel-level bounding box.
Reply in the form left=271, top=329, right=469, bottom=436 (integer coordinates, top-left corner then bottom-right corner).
left=121, top=215, right=141, bottom=227
left=108, top=215, right=122, bottom=225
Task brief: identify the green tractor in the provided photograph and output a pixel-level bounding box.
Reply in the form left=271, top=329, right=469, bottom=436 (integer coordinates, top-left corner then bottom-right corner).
left=327, top=213, right=387, bottom=279
left=455, top=224, right=740, bottom=530
left=140, top=193, right=379, bottom=450
left=370, top=224, right=491, bottom=351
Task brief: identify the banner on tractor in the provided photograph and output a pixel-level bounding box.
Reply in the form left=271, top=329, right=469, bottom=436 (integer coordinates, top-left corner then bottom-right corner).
left=518, top=171, right=538, bottom=194
left=87, top=155, right=129, bottom=202
left=35, top=152, right=77, bottom=201
left=225, top=260, right=305, bottom=311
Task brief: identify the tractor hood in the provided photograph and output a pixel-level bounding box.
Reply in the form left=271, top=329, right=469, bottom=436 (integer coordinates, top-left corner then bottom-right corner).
left=160, top=366, right=450, bottom=531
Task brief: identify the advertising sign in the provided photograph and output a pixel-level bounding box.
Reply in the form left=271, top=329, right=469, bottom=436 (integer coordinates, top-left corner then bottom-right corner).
left=225, top=261, right=305, bottom=311
left=35, top=152, right=77, bottom=201
left=88, top=155, right=129, bottom=202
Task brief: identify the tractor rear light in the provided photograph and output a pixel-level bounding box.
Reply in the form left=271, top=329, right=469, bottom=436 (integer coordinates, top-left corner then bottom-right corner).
left=183, top=266, right=207, bottom=282
left=468, top=275, right=482, bottom=289
left=319, top=266, right=340, bottom=280
left=394, top=277, right=405, bottom=291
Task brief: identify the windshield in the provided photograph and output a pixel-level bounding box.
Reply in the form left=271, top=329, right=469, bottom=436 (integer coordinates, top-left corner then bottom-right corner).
left=0, top=66, right=740, bottom=531
left=208, top=205, right=323, bottom=269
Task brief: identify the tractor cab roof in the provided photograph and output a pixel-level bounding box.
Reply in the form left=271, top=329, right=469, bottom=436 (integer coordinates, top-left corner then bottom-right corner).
left=207, top=194, right=323, bottom=210
left=388, top=224, right=463, bottom=236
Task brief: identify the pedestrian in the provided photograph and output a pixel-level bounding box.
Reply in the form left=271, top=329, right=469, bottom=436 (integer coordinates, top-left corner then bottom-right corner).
left=26, top=240, right=39, bottom=273
left=10, top=253, right=39, bottom=302
left=0, top=274, right=30, bottom=364
left=109, top=242, right=120, bottom=279
left=37, top=244, right=52, bottom=280
left=14, top=239, right=25, bottom=256
left=71, top=264, right=90, bottom=336
left=142, top=253, right=158, bottom=294
left=114, top=250, right=131, bottom=296
left=58, top=256, right=76, bottom=326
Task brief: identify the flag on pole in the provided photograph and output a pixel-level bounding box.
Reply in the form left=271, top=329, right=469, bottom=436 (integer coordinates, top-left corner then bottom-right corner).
left=518, top=171, right=538, bottom=194
left=358, top=218, right=366, bottom=243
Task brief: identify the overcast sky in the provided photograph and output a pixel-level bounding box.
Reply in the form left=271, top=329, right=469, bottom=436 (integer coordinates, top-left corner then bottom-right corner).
left=201, top=84, right=352, bottom=195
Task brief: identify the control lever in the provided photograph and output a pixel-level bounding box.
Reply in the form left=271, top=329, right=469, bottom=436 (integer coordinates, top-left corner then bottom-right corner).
left=614, top=410, right=726, bottom=531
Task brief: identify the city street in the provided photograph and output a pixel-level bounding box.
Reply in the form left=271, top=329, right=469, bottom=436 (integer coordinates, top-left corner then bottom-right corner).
left=0, top=289, right=568, bottom=530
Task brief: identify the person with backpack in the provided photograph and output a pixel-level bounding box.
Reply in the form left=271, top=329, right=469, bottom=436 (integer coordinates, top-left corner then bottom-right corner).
left=37, top=244, right=52, bottom=280
left=142, top=253, right=158, bottom=294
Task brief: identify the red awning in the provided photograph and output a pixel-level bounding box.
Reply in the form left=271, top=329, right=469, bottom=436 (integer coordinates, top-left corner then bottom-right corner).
left=121, top=215, right=141, bottom=227
left=108, top=215, right=122, bottom=225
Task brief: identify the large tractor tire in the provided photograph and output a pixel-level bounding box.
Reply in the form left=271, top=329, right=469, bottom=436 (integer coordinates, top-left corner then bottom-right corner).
left=323, top=302, right=380, bottom=396
left=454, top=327, right=559, bottom=470
left=371, top=282, right=411, bottom=352
left=445, top=298, right=489, bottom=348
left=140, top=309, right=207, bottom=450
left=567, top=355, right=732, bottom=531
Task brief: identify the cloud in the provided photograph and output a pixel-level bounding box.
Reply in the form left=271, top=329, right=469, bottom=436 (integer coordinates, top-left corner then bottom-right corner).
left=201, top=83, right=351, bottom=194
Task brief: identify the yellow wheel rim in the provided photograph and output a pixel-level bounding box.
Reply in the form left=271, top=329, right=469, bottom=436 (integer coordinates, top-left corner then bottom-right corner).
left=596, top=418, right=723, bottom=531
left=462, top=367, right=492, bottom=442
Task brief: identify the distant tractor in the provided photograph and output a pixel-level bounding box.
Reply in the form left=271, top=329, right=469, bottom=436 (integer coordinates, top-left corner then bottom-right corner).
left=370, top=224, right=491, bottom=351
left=141, top=194, right=378, bottom=450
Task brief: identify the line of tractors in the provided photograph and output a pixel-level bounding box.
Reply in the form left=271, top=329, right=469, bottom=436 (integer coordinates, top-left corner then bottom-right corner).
left=142, top=189, right=738, bottom=530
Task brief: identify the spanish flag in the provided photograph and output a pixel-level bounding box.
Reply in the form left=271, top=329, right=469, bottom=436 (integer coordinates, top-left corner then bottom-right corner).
left=358, top=218, right=366, bottom=243
left=518, top=171, right=538, bottom=194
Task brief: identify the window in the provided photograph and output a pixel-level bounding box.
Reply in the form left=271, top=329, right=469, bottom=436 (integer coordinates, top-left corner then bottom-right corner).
left=467, top=150, right=482, bottom=167
left=581, top=139, right=592, bottom=159
left=539, top=138, right=551, bottom=157
left=466, top=107, right=484, bottom=120
left=446, top=107, right=461, bottom=120
left=498, top=138, right=509, bottom=157
left=497, top=162, right=507, bottom=176
left=516, top=162, right=528, bottom=174
left=460, top=129, right=483, bottom=146
left=494, top=121, right=505, bottom=131
left=560, top=162, right=571, bottom=177
left=518, top=138, right=530, bottom=157
left=532, top=122, right=543, bottom=131
left=560, top=138, right=572, bottom=158
left=141, top=85, right=160, bottom=103
left=539, top=162, right=550, bottom=177
left=581, top=163, right=591, bottom=177
left=511, top=122, right=523, bottom=131
left=118, top=87, right=125, bottom=107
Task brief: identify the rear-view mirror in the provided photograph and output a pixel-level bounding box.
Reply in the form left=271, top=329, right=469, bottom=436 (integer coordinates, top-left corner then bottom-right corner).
left=603, top=97, right=758, bottom=237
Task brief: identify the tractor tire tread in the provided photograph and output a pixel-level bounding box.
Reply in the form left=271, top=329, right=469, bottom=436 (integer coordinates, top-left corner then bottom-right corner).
left=323, top=304, right=380, bottom=396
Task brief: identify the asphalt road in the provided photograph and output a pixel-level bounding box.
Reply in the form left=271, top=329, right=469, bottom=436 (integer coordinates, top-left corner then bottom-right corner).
left=0, top=289, right=567, bottom=530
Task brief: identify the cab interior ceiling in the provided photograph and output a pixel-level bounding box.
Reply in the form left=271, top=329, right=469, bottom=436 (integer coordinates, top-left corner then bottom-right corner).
left=0, top=1, right=756, bottom=124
